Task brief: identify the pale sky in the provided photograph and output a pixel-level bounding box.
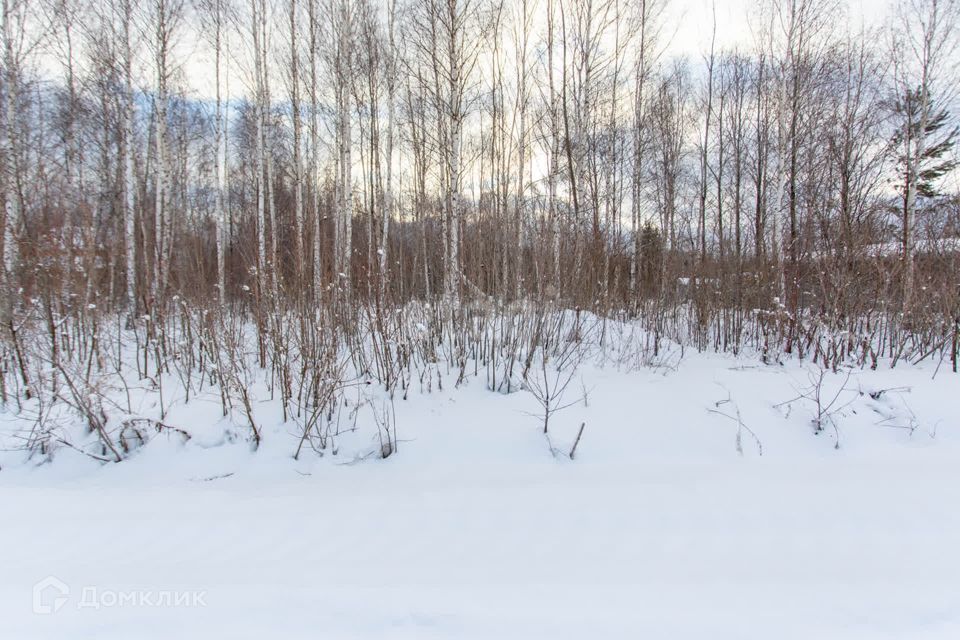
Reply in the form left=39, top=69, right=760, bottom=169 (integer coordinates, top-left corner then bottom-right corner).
left=28, top=0, right=892, bottom=102
left=666, top=0, right=884, bottom=60
left=175, top=0, right=884, bottom=100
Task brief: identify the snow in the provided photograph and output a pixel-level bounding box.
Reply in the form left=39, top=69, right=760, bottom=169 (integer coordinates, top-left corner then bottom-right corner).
left=2, top=344, right=960, bottom=639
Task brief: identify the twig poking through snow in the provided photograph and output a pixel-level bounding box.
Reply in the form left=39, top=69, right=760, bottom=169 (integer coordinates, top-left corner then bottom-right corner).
left=569, top=422, right=587, bottom=460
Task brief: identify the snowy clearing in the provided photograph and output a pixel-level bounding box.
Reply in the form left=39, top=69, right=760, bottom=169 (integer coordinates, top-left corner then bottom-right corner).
left=5, top=0, right=960, bottom=634
left=3, top=346, right=959, bottom=639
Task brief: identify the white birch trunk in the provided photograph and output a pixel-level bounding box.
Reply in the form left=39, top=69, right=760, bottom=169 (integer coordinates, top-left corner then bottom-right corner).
left=121, top=0, right=137, bottom=315
left=1, top=0, right=21, bottom=300
left=252, top=0, right=267, bottom=296
left=214, top=0, right=226, bottom=305
left=309, top=0, right=322, bottom=299
left=289, top=0, right=304, bottom=292
left=379, top=0, right=396, bottom=302
left=337, top=0, right=353, bottom=296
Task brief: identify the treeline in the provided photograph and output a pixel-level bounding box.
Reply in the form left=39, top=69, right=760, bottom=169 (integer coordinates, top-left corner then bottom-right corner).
left=1, top=0, right=959, bottom=355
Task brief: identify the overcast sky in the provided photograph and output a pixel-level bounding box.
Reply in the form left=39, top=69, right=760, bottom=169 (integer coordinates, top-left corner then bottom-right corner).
left=30, top=0, right=897, bottom=105
left=667, top=0, right=881, bottom=58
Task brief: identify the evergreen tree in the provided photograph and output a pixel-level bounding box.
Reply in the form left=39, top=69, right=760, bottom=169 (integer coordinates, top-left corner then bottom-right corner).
left=891, top=87, right=958, bottom=204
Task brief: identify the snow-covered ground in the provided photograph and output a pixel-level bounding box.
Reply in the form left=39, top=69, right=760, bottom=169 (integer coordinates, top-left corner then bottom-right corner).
left=2, top=347, right=959, bottom=639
